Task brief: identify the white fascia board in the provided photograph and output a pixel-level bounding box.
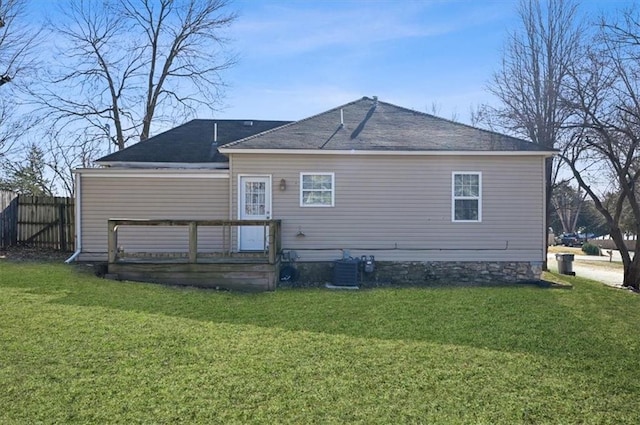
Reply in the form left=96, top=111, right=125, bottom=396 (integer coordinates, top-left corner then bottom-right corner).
left=74, top=168, right=229, bottom=179
left=217, top=148, right=556, bottom=157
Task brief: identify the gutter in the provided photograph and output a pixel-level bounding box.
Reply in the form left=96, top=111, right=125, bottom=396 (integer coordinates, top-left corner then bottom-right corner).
left=218, top=148, right=557, bottom=157
left=96, top=161, right=229, bottom=169
left=65, top=171, right=81, bottom=263
left=74, top=168, right=229, bottom=178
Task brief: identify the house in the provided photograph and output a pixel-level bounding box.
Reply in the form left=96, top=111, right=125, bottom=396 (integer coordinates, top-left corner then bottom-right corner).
left=71, top=97, right=555, bottom=288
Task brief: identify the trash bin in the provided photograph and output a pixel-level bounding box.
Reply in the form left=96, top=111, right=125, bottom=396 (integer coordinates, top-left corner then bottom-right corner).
left=555, top=253, right=576, bottom=276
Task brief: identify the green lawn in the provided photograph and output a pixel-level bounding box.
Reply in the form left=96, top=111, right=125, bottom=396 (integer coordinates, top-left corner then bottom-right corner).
left=1, top=262, right=640, bottom=424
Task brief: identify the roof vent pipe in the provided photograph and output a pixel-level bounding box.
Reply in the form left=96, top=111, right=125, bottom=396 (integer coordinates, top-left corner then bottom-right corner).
left=340, top=108, right=344, bottom=127
left=213, top=122, right=217, bottom=143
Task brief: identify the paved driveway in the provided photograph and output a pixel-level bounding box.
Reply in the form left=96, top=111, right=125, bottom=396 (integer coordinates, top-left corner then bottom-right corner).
left=547, top=252, right=624, bottom=288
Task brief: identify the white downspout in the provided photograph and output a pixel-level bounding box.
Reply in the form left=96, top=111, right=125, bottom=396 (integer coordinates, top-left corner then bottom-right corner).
left=65, top=171, right=82, bottom=263
left=228, top=155, right=235, bottom=254
left=228, top=155, right=233, bottom=220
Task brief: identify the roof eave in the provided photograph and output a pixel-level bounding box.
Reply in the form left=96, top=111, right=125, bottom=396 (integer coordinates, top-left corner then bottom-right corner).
left=217, top=148, right=557, bottom=157
left=73, top=167, right=229, bottom=178
left=95, top=161, right=229, bottom=169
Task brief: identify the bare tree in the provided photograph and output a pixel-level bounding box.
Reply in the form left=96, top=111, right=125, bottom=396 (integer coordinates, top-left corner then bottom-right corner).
left=426, top=101, right=459, bottom=122
left=563, top=7, right=640, bottom=289
left=0, top=0, right=41, bottom=157
left=30, top=0, right=237, bottom=151
left=485, top=0, right=584, bottom=269
left=0, top=101, right=30, bottom=157
left=551, top=181, right=587, bottom=233
left=45, top=129, right=105, bottom=197
left=427, top=101, right=442, bottom=117
left=0, top=0, right=40, bottom=83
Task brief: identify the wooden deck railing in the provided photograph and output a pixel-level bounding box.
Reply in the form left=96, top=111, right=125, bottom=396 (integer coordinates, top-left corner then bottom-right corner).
left=107, top=219, right=282, bottom=264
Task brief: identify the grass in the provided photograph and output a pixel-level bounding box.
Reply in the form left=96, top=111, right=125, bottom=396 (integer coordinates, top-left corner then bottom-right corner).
left=579, top=260, right=625, bottom=271
left=2, top=261, right=640, bottom=424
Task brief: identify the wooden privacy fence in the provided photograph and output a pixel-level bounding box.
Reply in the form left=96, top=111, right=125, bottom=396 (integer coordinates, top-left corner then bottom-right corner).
left=0, top=192, right=75, bottom=251
left=0, top=191, right=18, bottom=248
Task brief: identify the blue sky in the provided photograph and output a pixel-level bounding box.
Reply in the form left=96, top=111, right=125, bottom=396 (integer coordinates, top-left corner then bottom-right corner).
left=221, top=0, right=515, bottom=122
left=26, top=0, right=630, bottom=125
left=216, top=0, right=626, bottom=123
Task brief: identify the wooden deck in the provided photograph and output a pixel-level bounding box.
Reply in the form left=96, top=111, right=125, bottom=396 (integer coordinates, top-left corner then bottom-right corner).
left=106, top=219, right=281, bottom=291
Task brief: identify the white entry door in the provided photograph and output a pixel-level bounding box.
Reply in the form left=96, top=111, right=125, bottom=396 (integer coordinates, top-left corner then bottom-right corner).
left=239, top=176, right=271, bottom=251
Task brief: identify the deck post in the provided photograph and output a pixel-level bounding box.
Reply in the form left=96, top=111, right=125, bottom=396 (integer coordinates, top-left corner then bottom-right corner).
left=223, top=222, right=229, bottom=256
left=107, top=220, right=118, bottom=263
left=276, top=221, right=282, bottom=254
left=189, top=221, right=198, bottom=263
left=268, top=221, right=276, bottom=264
left=105, top=218, right=282, bottom=291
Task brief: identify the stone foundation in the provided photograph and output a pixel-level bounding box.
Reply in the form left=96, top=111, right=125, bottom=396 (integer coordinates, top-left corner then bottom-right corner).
left=278, top=260, right=543, bottom=288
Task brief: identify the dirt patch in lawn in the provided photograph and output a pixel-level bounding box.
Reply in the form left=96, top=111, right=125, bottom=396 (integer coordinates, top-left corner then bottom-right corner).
left=0, top=246, right=72, bottom=263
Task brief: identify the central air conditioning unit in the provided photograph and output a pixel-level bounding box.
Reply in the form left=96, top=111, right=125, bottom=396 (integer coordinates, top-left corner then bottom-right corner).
left=333, top=258, right=359, bottom=287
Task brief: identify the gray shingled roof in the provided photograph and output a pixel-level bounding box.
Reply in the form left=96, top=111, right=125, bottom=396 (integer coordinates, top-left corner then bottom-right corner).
left=97, top=119, right=290, bottom=163
left=221, top=97, right=553, bottom=152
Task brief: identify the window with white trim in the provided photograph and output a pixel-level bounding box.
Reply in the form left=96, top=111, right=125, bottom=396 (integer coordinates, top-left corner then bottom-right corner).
left=300, top=173, right=334, bottom=207
left=452, top=172, right=481, bottom=222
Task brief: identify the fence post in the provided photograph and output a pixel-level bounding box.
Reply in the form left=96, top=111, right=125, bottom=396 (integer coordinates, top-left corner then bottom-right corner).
left=59, top=203, right=66, bottom=251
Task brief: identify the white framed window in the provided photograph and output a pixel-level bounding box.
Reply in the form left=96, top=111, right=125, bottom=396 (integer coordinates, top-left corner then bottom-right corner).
left=452, top=172, right=482, bottom=222
left=300, top=172, right=335, bottom=207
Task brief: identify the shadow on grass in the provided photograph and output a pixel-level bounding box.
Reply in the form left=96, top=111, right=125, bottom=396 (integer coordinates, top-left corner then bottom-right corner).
left=0, top=262, right=633, bottom=361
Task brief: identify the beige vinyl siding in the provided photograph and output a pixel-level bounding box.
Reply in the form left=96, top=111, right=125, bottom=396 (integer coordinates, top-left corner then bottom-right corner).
left=231, top=153, right=545, bottom=262
left=80, top=174, right=229, bottom=261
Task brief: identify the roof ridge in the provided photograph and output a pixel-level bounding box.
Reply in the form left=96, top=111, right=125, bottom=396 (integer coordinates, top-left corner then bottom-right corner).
left=221, top=97, right=540, bottom=150
left=222, top=97, right=373, bottom=149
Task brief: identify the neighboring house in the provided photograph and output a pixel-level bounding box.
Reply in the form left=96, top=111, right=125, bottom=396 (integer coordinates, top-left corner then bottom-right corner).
left=72, top=97, right=555, bottom=286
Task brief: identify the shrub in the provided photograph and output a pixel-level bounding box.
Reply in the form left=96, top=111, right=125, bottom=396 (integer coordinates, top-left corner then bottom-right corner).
left=582, top=242, right=600, bottom=256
